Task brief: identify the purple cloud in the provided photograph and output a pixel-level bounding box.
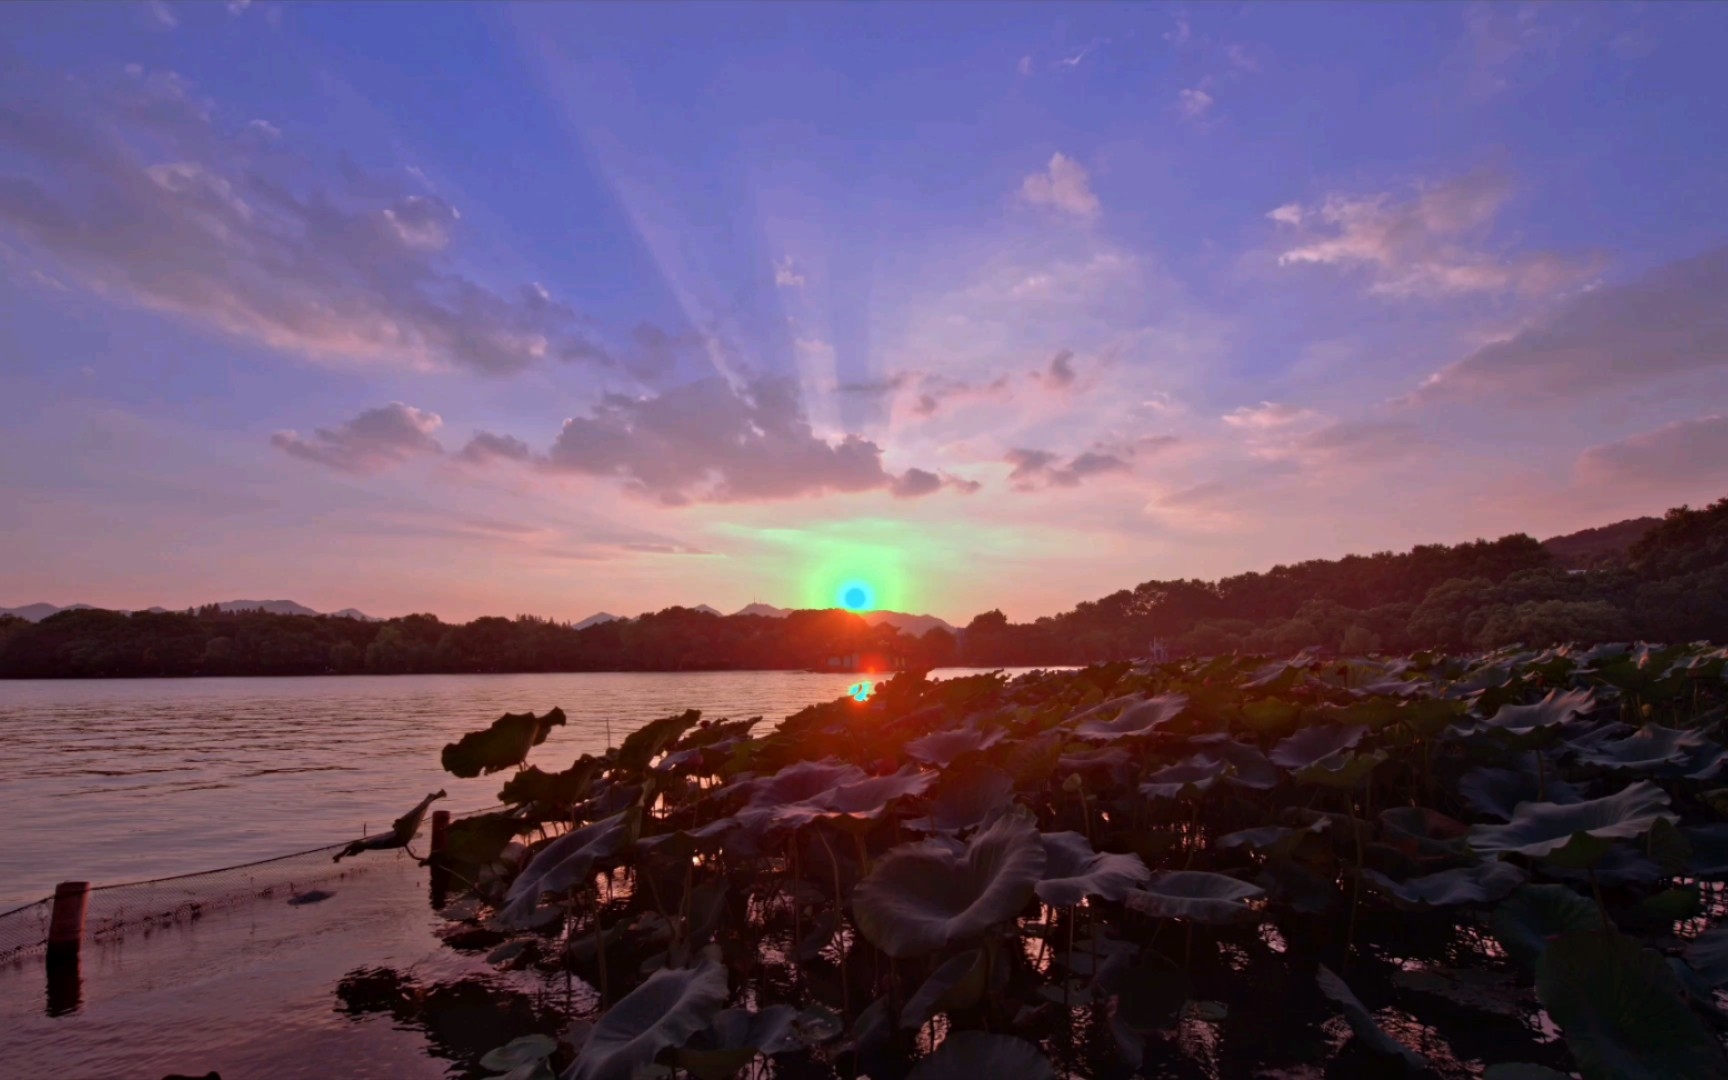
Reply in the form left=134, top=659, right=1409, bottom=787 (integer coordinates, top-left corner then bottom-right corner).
left=1412, top=245, right=1728, bottom=402
left=543, top=375, right=949, bottom=504
left=272, top=403, right=443, bottom=473
left=458, top=431, right=533, bottom=465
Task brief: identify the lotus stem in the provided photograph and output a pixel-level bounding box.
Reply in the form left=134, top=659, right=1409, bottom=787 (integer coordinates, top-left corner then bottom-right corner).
left=817, top=829, right=851, bottom=1017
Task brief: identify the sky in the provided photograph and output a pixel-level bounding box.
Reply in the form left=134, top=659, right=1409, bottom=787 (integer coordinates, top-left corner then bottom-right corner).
left=2, top=2, right=1727, bottom=625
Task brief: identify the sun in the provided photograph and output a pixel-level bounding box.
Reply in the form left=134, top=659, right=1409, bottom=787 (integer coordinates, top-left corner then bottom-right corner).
left=837, top=580, right=876, bottom=612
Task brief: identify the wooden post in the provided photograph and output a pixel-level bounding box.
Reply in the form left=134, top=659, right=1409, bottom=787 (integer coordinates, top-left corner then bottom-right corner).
left=428, top=810, right=452, bottom=910
left=47, top=881, right=88, bottom=965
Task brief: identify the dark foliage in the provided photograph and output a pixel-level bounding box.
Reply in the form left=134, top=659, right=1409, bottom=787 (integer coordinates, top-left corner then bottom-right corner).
left=6, top=495, right=1728, bottom=678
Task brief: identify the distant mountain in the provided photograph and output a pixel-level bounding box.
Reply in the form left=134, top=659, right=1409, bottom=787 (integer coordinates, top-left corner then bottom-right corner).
left=866, top=611, right=957, bottom=637
left=0, top=599, right=374, bottom=622
left=1542, top=516, right=1661, bottom=569
left=729, top=602, right=955, bottom=637
left=575, top=612, right=622, bottom=629
left=0, top=602, right=92, bottom=622
left=691, top=604, right=723, bottom=616
left=734, top=602, right=789, bottom=618
left=213, top=599, right=321, bottom=616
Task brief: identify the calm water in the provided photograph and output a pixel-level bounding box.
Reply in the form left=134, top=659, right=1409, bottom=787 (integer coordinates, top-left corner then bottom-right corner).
left=0, top=669, right=1022, bottom=904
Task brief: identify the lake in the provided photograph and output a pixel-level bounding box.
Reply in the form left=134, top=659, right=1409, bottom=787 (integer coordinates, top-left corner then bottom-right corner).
left=0, top=669, right=1030, bottom=905
left=0, top=668, right=1053, bottom=1077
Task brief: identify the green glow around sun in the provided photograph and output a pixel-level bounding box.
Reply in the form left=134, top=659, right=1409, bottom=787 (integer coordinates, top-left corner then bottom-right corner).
left=837, top=580, right=875, bottom=612
left=789, top=526, right=910, bottom=613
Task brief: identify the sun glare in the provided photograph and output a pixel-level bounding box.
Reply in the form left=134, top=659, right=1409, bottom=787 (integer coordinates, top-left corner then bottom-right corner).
left=837, top=580, right=876, bottom=612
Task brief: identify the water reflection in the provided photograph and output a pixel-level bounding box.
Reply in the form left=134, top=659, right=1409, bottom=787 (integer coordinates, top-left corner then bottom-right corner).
left=335, top=967, right=564, bottom=1076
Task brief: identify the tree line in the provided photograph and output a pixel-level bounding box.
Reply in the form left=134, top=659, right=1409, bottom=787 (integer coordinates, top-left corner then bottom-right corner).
left=956, top=495, right=1728, bottom=664
left=4, top=495, right=1726, bottom=678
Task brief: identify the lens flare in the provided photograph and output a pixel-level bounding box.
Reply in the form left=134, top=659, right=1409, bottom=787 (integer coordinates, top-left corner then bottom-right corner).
left=837, top=579, right=875, bottom=612
left=848, top=680, right=874, bottom=702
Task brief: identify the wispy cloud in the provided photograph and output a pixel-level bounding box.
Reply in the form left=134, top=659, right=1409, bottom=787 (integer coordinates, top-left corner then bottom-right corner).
left=0, top=65, right=610, bottom=376
left=1578, top=415, right=1728, bottom=491
left=1020, top=153, right=1100, bottom=222
left=1005, top=435, right=1175, bottom=492
left=1269, top=171, right=1600, bottom=298
left=1177, top=88, right=1214, bottom=121
left=1222, top=402, right=1317, bottom=430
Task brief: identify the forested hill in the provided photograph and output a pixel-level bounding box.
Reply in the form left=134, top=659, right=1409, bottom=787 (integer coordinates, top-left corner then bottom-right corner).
left=4, top=496, right=1727, bottom=678
left=956, top=496, right=1728, bottom=665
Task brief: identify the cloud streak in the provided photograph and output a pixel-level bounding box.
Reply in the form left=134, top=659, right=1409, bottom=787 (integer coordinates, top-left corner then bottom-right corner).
left=1413, top=245, right=1728, bottom=402
left=0, top=66, right=609, bottom=376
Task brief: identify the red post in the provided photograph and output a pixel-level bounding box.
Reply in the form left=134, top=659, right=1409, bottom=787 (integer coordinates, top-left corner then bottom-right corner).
left=47, top=881, right=89, bottom=964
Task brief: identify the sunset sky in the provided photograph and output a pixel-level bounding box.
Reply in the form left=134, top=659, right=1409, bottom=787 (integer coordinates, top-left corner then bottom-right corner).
left=3, top=2, right=1727, bottom=624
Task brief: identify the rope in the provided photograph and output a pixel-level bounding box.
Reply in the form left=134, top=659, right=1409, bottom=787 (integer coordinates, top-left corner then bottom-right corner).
left=0, top=803, right=505, bottom=959
left=0, top=898, right=51, bottom=921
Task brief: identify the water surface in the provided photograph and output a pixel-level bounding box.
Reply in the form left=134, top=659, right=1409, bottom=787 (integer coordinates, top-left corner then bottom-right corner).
left=0, top=668, right=1025, bottom=903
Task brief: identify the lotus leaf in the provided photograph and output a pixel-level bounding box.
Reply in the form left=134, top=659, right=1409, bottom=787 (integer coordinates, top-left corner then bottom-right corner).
left=1315, top=964, right=1428, bottom=1070
left=1458, top=758, right=1584, bottom=821
left=499, top=812, right=629, bottom=927
left=1188, top=735, right=1281, bottom=789
left=566, top=957, right=729, bottom=1080
left=1683, top=823, right=1728, bottom=875
left=1074, top=694, right=1187, bottom=739
left=852, top=814, right=1046, bottom=957
left=673, top=1005, right=800, bottom=1080
left=1268, top=724, right=1368, bottom=770
left=1467, top=781, right=1676, bottom=860
left=1294, top=749, right=1385, bottom=788
left=1536, top=930, right=1728, bottom=1080
left=1686, top=928, right=1728, bottom=987
left=1215, top=820, right=1328, bottom=854
left=1379, top=806, right=1469, bottom=858
left=739, top=759, right=868, bottom=809
left=907, top=1032, right=1056, bottom=1080
left=739, top=764, right=933, bottom=834
left=906, top=726, right=1007, bottom=766
left=442, top=709, right=566, bottom=778
left=1569, top=724, right=1726, bottom=776
left=479, top=1034, right=558, bottom=1073
left=334, top=789, right=447, bottom=862
left=1055, top=746, right=1132, bottom=780
left=499, top=758, right=604, bottom=808
left=925, top=765, right=1014, bottom=832
left=614, top=709, right=701, bottom=772
left=1125, top=871, right=1263, bottom=923
left=1035, top=832, right=1152, bottom=906
left=1491, top=885, right=1603, bottom=968
left=1138, top=758, right=1224, bottom=800
left=1477, top=688, right=1594, bottom=740
left=900, top=948, right=986, bottom=1029
left=1362, top=861, right=1526, bottom=907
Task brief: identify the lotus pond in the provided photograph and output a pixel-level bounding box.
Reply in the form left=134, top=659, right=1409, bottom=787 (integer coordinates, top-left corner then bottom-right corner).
left=359, top=643, right=1728, bottom=1079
